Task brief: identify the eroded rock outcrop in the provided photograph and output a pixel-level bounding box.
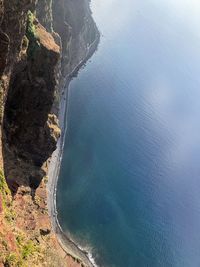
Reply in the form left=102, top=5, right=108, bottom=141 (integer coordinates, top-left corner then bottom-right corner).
left=4, top=17, right=60, bottom=168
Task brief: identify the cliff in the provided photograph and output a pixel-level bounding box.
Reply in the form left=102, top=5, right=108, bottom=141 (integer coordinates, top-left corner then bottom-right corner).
left=0, top=0, right=99, bottom=266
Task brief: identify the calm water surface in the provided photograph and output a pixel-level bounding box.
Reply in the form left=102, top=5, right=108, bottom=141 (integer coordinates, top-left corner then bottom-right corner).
left=57, top=1, right=200, bottom=266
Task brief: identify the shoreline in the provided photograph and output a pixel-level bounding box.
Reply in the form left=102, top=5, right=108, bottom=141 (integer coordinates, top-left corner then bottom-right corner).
left=47, top=28, right=100, bottom=267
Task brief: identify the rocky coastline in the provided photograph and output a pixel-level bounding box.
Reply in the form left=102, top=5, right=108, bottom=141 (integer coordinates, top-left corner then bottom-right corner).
left=48, top=29, right=100, bottom=267
left=0, top=0, right=100, bottom=266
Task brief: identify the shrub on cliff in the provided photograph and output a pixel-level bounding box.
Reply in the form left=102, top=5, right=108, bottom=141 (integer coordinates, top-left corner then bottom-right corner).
left=0, top=169, right=10, bottom=201
left=21, top=240, right=38, bottom=259
left=26, top=11, right=41, bottom=59
left=26, top=11, right=36, bottom=40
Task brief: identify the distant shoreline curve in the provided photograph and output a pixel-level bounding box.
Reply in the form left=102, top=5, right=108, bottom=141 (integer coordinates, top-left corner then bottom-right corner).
left=47, top=26, right=100, bottom=267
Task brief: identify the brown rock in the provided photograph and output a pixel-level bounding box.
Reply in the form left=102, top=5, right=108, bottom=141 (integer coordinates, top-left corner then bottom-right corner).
left=0, top=30, right=9, bottom=76
left=4, top=19, right=61, bottom=171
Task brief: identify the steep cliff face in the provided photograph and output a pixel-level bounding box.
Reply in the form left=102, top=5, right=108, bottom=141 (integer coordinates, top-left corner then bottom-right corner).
left=0, top=1, right=35, bottom=75
left=4, top=17, right=60, bottom=167
left=1, top=0, right=98, bottom=191
left=0, top=0, right=99, bottom=266
left=1, top=8, right=61, bottom=197
left=52, top=0, right=99, bottom=76
left=36, top=0, right=53, bottom=32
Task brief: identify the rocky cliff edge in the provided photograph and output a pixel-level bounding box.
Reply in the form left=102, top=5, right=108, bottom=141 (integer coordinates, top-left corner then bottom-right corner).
left=0, top=0, right=99, bottom=266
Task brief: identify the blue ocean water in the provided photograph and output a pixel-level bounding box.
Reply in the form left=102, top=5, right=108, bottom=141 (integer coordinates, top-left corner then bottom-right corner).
left=56, top=1, right=200, bottom=266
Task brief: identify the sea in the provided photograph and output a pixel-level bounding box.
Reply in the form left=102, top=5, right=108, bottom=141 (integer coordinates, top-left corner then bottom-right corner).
left=57, top=0, right=200, bottom=266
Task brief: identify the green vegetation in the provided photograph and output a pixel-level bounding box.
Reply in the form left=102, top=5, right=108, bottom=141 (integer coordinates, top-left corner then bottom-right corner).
left=4, top=208, right=16, bottom=223
left=26, top=10, right=40, bottom=59
left=1, top=234, right=40, bottom=266
left=26, top=11, right=37, bottom=41
left=0, top=169, right=10, bottom=200
left=16, top=234, right=24, bottom=247
left=1, top=240, right=8, bottom=250
left=21, top=240, right=39, bottom=259
left=0, top=169, right=15, bottom=224
left=16, top=234, right=40, bottom=264
left=5, top=253, right=18, bottom=266
left=4, top=251, right=28, bottom=267
left=0, top=169, right=40, bottom=266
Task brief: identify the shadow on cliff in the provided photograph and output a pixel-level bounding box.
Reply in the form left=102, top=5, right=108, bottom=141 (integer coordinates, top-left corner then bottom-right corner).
left=1, top=17, right=61, bottom=195
left=2, top=126, right=46, bottom=195
left=1, top=58, right=57, bottom=195
left=2, top=139, right=47, bottom=196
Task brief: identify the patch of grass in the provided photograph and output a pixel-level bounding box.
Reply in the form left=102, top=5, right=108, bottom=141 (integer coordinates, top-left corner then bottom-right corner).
left=4, top=252, right=27, bottom=267
left=21, top=240, right=39, bottom=260
left=0, top=169, right=41, bottom=266
left=2, top=239, right=8, bottom=250
left=16, top=234, right=25, bottom=247
left=26, top=10, right=40, bottom=59
left=0, top=169, right=15, bottom=225
left=15, top=234, right=41, bottom=266
left=0, top=169, right=10, bottom=199
left=26, top=11, right=37, bottom=40
left=5, top=253, right=18, bottom=266
left=4, top=209, right=16, bottom=223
